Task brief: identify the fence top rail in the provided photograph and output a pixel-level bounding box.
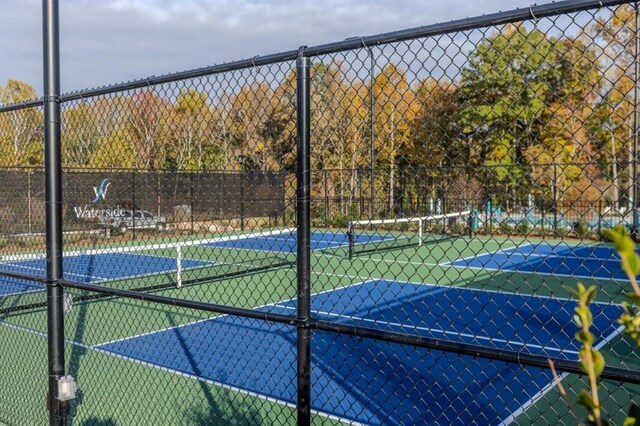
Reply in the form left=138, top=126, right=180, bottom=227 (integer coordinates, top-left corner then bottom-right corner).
left=0, top=0, right=630, bottom=113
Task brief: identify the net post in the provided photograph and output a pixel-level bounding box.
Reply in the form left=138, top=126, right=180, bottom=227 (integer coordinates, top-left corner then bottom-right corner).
left=347, top=221, right=354, bottom=260
left=239, top=169, right=245, bottom=232
left=418, top=218, right=423, bottom=246
left=176, top=243, right=183, bottom=288
left=43, top=0, right=67, bottom=423
left=295, top=48, right=312, bottom=426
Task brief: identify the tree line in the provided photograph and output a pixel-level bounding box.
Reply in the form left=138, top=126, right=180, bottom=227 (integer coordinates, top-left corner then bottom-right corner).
left=0, top=6, right=636, bottom=214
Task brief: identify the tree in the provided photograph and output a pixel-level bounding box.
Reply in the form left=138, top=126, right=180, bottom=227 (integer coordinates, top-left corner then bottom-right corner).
left=0, top=79, right=38, bottom=105
left=125, top=91, right=174, bottom=170
left=0, top=80, right=43, bottom=166
left=527, top=36, right=606, bottom=210
left=408, top=78, right=463, bottom=206
left=62, top=102, right=100, bottom=166
left=591, top=5, right=638, bottom=210
left=227, top=82, right=275, bottom=170
left=171, top=88, right=217, bottom=170
left=88, top=130, right=135, bottom=169
left=373, top=64, right=417, bottom=212
left=309, top=62, right=361, bottom=214
left=260, top=69, right=297, bottom=172
left=458, top=25, right=562, bottom=204
left=458, top=24, right=608, bottom=210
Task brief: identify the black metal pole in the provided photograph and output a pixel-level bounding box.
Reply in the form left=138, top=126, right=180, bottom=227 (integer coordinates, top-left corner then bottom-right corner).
left=190, top=172, right=195, bottom=234
left=240, top=171, right=245, bottom=231
left=633, top=1, right=639, bottom=239
left=295, top=50, right=312, bottom=426
left=367, top=46, right=375, bottom=221
left=324, top=170, right=328, bottom=227
left=43, top=0, right=66, bottom=423
left=553, top=165, right=558, bottom=236
left=132, top=170, right=136, bottom=240
left=282, top=171, right=287, bottom=227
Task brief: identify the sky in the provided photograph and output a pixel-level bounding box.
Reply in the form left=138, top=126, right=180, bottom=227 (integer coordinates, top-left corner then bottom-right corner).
left=0, top=0, right=536, bottom=95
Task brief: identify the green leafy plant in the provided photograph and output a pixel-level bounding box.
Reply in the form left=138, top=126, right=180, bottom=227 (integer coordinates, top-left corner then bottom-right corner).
left=574, top=220, right=592, bottom=238
left=499, top=221, right=514, bottom=234
left=515, top=221, right=531, bottom=235
left=566, top=283, right=607, bottom=425
left=556, top=225, right=640, bottom=425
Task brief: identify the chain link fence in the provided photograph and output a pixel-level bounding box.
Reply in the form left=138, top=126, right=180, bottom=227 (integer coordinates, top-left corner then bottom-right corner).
left=0, top=0, right=639, bottom=424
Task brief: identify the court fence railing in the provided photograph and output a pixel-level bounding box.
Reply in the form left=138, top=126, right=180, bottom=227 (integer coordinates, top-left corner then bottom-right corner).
left=0, top=0, right=639, bottom=424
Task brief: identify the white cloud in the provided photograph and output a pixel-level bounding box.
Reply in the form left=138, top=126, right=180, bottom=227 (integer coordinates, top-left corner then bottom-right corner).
left=0, top=0, right=544, bottom=94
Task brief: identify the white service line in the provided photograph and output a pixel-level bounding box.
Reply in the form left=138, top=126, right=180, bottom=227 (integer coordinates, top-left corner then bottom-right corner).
left=0, top=318, right=357, bottom=426
left=93, top=278, right=377, bottom=348
left=448, top=263, right=627, bottom=283
left=441, top=242, right=533, bottom=266
left=499, top=324, right=626, bottom=425
left=272, top=305, right=579, bottom=357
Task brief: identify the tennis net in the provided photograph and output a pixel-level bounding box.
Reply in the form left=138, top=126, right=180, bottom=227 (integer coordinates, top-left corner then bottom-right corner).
left=0, top=228, right=296, bottom=314
left=347, top=211, right=472, bottom=259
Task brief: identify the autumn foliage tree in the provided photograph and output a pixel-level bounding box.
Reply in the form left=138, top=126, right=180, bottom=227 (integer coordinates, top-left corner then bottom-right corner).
left=1, top=5, right=637, bottom=218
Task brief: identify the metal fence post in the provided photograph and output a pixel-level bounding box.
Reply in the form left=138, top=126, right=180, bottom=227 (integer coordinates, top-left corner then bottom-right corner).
left=324, top=170, right=328, bottom=227
left=598, top=199, right=603, bottom=236
left=28, top=170, right=33, bottom=235
left=190, top=172, right=195, bottom=234
left=296, top=48, right=312, bottom=426
left=634, top=1, right=640, bottom=239
left=43, top=0, right=66, bottom=423
left=366, top=45, right=375, bottom=222
left=282, top=171, right=287, bottom=227
left=240, top=171, right=245, bottom=231
left=132, top=170, right=137, bottom=241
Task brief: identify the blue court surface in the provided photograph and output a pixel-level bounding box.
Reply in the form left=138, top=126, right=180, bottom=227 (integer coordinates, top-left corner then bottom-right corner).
left=0, top=253, right=209, bottom=296
left=96, top=280, right=622, bottom=424
left=450, top=242, right=632, bottom=280
left=203, top=230, right=394, bottom=253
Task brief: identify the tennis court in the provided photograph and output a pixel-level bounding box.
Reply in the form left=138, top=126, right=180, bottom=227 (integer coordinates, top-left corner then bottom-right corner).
left=0, top=223, right=633, bottom=424
left=0, top=252, right=209, bottom=294
left=204, top=229, right=395, bottom=253
left=0, top=228, right=391, bottom=300
left=5, top=1, right=640, bottom=424
left=95, top=279, right=623, bottom=425
left=449, top=242, right=632, bottom=281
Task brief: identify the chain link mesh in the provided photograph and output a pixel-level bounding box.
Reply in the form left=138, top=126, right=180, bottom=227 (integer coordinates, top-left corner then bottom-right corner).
left=0, top=1, right=639, bottom=424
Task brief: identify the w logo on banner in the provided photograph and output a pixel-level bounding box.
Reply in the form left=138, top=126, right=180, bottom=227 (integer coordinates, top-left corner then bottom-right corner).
left=92, top=178, right=111, bottom=203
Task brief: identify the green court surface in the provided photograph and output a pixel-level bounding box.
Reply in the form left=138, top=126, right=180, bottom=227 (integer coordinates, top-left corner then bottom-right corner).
left=0, top=230, right=638, bottom=424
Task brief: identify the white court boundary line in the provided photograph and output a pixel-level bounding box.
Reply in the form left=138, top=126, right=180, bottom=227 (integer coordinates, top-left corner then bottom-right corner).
left=95, top=278, right=376, bottom=347
left=449, top=263, right=629, bottom=283
left=0, top=318, right=360, bottom=426
left=271, top=305, right=579, bottom=357
left=0, top=253, right=215, bottom=295
left=95, top=275, right=623, bottom=423
left=444, top=241, right=628, bottom=281
left=0, top=286, right=46, bottom=298
left=350, top=277, right=619, bottom=307
left=2, top=268, right=625, bottom=425
left=443, top=242, right=533, bottom=266
left=203, top=228, right=369, bottom=253
left=499, top=325, right=625, bottom=425
left=0, top=228, right=296, bottom=262
left=449, top=249, right=624, bottom=265
left=0, top=228, right=295, bottom=295
left=1, top=252, right=211, bottom=281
